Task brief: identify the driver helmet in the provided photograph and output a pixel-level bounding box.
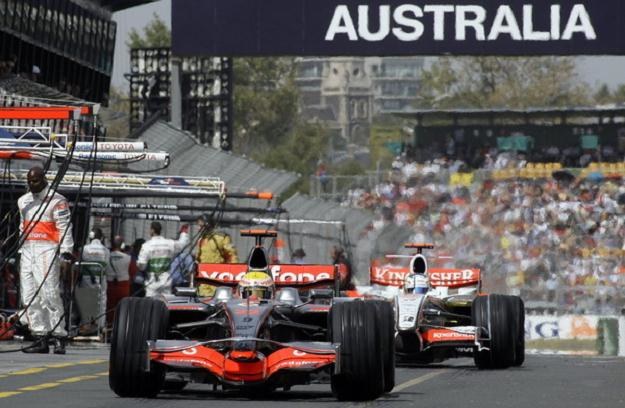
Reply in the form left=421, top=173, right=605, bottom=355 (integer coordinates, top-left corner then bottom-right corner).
left=404, top=273, right=429, bottom=295
left=237, top=271, right=275, bottom=300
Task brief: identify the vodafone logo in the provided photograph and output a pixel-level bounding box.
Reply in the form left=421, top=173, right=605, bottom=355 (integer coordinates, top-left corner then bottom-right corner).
left=198, top=267, right=332, bottom=283
left=270, top=266, right=331, bottom=283
left=200, top=271, right=247, bottom=282
left=182, top=347, right=198, bottom=355
left=292, top=350, right=307, bottom=356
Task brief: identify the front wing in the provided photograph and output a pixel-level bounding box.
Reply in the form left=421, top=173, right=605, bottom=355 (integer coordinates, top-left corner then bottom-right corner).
left=149, top=338, right=338, bottom=384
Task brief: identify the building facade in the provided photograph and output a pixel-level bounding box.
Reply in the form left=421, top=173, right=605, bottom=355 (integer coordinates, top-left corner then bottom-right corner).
left=295, top=56, right=424, bottom=161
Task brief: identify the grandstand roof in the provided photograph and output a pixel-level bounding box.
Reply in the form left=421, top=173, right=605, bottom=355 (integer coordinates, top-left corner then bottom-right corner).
left=133, top=120, right=300, bottom=195
left=0, top=75, right=80, bottom=103
left=392, top=105, right=625, bottom=126
left=96, top=0, right=157, bottom=11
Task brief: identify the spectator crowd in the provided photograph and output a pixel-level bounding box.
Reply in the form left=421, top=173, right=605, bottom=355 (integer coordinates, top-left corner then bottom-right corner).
left=344, top=152, right=625, bottom=314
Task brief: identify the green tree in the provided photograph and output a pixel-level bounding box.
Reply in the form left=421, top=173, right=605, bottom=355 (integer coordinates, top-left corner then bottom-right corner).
left=612, top=84, right=625, bottom=103
left=417, top=57, right=591, bottom=109
left=233, top=58, right=301, bottom=157
left=100, top=86, right=130, bottom=139
left=126, top=13, right=171, bottom=48
left=262, top=121, right=329, bottom=196
left=594, top=84, right=612, bottom=104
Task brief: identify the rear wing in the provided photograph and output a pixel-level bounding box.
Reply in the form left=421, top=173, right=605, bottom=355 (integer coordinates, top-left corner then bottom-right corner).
left=370, top=264, right=409, bottom=287
left=197, top=263, right=346, bottom=289
left=370, top=265, right=481, bottom=289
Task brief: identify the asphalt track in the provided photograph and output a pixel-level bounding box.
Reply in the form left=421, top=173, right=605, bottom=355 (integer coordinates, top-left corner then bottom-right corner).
left=0, top=344, right=623, bottom=408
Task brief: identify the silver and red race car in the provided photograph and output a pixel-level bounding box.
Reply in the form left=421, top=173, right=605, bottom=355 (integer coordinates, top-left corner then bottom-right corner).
left=109, top=230, right=394, bottom=400
left=366, top=243, right=524, bottom=369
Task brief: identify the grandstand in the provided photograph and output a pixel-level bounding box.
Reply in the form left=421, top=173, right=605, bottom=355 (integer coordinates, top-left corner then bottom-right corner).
left=393, top=106, right=625, bottom=167
left=0, top=0, right=156, bottom=104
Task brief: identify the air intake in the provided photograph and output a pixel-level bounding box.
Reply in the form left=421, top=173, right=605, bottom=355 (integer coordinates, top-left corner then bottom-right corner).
left=410, top=254, right=428, bottom=275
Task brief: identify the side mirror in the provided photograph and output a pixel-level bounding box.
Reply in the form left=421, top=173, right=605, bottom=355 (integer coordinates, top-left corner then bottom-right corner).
left=214, top=286, right=233, bottom=302
left=174, top=287, right=198, bottom=297
left=309, top=289, right=334, bottom=300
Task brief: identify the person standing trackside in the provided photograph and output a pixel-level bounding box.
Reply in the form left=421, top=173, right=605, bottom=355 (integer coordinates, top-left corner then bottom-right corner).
left=196, top=214, right=238, bottom=264
left=80, top=228, right=112, bottom=334
left=107, top=235, right=131, bottom=326
left=18, top=166, right=74, bottom=354
left=137, top=222, right=189, bottom=297
left=195, top=214, right=238, bottom=298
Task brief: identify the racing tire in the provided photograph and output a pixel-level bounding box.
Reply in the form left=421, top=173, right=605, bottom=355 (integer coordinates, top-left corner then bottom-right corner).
left=508, top=296, right=525, bottom=367
left=330, top=301, right=385, bottom=401
left=109, top=297, right=169, bottom=398
left=472, top=294, right=515, bottom=369
left=372, top=300, right=395, bottom=393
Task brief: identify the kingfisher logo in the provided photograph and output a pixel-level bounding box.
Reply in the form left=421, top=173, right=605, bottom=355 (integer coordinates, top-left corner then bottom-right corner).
left=429, top=269, right=477, bottom=282
left=371, top=266, right=408, bottom=286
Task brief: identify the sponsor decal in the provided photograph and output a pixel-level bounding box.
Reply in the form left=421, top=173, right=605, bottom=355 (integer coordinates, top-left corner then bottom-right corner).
left=292, top=350, right=307, bottom=356
left=270, top=265, right=331, bottom=283
left=182, top=347, right=198, bottom=356
left=526, top=315, right=599, bottom=340
left=429, top=269, right=480, bottom=288
left=234, top=307, right=260, bottom=316
left=198, top=264, right=335, bottom=284
left=424, top=329, right=474, bottom=343
left=371, top=266, right=408, bottom=286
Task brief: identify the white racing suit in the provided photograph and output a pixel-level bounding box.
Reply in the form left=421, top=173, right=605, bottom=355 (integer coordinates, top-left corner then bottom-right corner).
left=80, top=239, right=112, bottom=330
left=18, top=186, right=74, bottom=337
left=137, top=233, right=189, bottom=297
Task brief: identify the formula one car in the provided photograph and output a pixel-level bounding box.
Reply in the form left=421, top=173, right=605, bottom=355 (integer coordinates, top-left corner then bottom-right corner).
left=109, top=230, right=394, bottom=400
left=369, top=243, right=524, bottom=369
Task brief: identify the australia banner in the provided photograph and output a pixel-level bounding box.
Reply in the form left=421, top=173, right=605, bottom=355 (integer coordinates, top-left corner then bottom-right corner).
left=172, top=0, right=625, bottom=56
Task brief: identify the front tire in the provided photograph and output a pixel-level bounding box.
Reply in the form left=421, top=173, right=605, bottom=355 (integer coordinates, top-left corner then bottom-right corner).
left=330, top=301, right=386, bottom=401
left=109, top=297, right=169, bottom=397
left=508, top=296, right=525, bottom=366
left=472, top=294, right=515, bottom=369
left=373, top=300, right=395, bottom=393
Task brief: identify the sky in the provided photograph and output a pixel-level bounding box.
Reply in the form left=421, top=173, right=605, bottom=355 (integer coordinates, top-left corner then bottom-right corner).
left=111, top=0, right=625, bottom=93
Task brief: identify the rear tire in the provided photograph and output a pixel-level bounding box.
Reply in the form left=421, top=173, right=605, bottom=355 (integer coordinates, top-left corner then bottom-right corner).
left=109, top=297, right=169, bottom=397
left=330, top=301, right=385, bottom=401
left=472, top=294, right=515, bottom=369
left=372, top=301, right=395, bottom=393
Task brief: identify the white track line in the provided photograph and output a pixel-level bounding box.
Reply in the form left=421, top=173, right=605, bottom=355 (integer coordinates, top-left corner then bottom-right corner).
left=393, top=370, right=446, bottom=393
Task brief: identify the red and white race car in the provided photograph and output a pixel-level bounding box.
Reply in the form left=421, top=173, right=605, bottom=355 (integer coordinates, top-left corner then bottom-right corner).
left=366, top=243, right=524, bottom=369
